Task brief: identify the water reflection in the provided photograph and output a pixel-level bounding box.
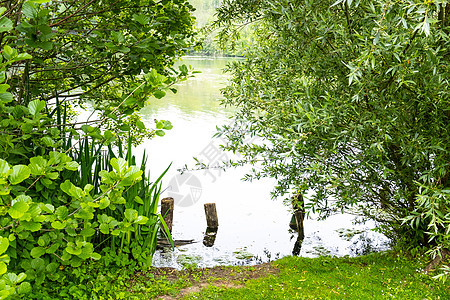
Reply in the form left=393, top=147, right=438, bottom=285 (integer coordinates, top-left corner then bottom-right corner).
left=135, top=56, right=390, bottom=269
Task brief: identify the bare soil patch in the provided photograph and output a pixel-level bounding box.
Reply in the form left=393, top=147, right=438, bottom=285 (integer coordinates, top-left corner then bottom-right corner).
left=147, top=262, right=280, bottom=299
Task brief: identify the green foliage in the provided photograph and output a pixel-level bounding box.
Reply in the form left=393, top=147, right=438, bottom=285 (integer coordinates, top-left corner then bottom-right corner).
left=213, top=0, right=450, bottom=278
left=0, top=0, right=196, bottom=298
left=188, top=0, right=254, bottom=56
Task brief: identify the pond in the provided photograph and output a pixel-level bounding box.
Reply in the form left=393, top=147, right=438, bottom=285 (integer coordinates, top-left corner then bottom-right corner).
left=134, top=56, right=390, bottom=269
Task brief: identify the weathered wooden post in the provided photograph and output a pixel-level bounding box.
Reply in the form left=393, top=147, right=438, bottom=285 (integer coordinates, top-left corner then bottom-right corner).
left=203, top=203, right=218, bottom=247
left=161, top=197, right=174, bottom=233
left=292, top=193, right=305, bottom=240
left=204, top=203, right=218, bottom=229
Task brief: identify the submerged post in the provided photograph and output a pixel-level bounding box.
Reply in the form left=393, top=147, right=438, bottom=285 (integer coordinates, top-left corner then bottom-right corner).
left=204, top=203, right=219, bottom=229
left=161, top=197, right=174, bottom=233
left=203, top=227, right=218, bottom=247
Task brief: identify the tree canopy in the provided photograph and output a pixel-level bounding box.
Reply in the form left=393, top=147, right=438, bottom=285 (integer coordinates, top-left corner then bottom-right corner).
left=213, top=0, right=449, bottom=260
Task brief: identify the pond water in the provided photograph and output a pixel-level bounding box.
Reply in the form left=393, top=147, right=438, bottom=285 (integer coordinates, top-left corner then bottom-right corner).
left=133, top=57, right=390, bottom=269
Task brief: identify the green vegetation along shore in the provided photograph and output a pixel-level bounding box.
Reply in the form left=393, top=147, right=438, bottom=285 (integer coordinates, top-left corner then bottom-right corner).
left=31, top=251, right=449, bottom=299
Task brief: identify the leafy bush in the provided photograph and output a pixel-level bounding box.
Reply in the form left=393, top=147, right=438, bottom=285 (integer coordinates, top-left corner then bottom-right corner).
left=0, top=0, right=196, bottom=298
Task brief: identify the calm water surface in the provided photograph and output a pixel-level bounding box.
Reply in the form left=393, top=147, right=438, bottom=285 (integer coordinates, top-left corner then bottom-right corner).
left=134, top=57, right=389, bottom=268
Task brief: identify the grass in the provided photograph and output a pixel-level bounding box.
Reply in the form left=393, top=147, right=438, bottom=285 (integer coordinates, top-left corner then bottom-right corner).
left=179, top=252, right=449, bottom=299
left=121, top=251, right=448, bottom=299
left=36, top=251, right=449, bottom=299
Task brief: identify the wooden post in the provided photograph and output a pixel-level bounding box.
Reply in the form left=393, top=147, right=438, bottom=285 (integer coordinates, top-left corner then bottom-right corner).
left=161, top=197, right=174, bottom=233
left=292, top=193, right=305, bottom=240
left=204, top=203, right=219, bottom=229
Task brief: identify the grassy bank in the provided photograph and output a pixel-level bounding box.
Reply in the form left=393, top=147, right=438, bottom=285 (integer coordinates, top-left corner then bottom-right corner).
left=179, top=252, right=449, bottom=299
left=36, top=251, right=448, bottom=299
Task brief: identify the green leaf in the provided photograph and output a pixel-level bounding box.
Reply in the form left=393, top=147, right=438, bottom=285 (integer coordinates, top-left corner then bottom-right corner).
left=17, top=281, right=32, bottom=295
left=30, top=247, right=46, bottom=258
left=65, top=243, right=82, bottom=256
left=21, top=221, right=41, bottom=232
left=50, top=221, right=65, bottom=230
left=15, top=53, right=32, bottom=60
left=0, top=159, right=11, bottom=177
left=8, top=201, right=29, bottom=219
left=153, top=90, right=166, bottom=99
left=98, top=197, right=110, bottom=209
left=163, top=120, right=173, bottom=130
left=45, top=262, right=58, bottom=273
left=90, top=253, right=101, bottom=260
left=22, top=2, right=38, bottom=19
left=16, top=272, right=26, bottom=283
left=41, top=136, right=55, bottom=147
left=110, top=158, right=127, bottom=175
left=134, top=196, right=144, bottom=205
left=60, top=180, right=84, bottom=199
left=28, top=100, right=46, bottom=116
left=46, top=243, right=59, bottom=254
left=29, top=156, right=47, bottom=176
left=136, top=120, right=146, bottom=130
left=0, top=237, right=9, bottom=255
left=3, top=273, right=17, bottom=285
left=99, top=223, right=109, bottom=234
left=0, top=84, right=9, bottom=93
left=0, top=262, right=7, bottom=276
left=64, top=161, right=79, bottom=171
left=155, top=130, right=165, bottom=137
left=124, top=208, right=138, bottom=222
left=9, top=165, right=31, bottom=185
left=0, top=8, right=6, bottom=16
left=42, top=203, right=54, bottom=213
left=30, top=258, right=44, bottom=271
left=0, top=16, right=13, bottom=33
left=2, top=45, right=15, bottom=60
left=80, top=228, right=95, bottom=237
left=0, top=92, right=13, bottom=103
left=133, top=14, right=151, bottom=25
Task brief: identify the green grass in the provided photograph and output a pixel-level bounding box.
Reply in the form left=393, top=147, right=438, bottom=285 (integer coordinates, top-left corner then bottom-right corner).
left=181, top=252, right=449, bottom=300
left=34, top=251, right=449, bottom=299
